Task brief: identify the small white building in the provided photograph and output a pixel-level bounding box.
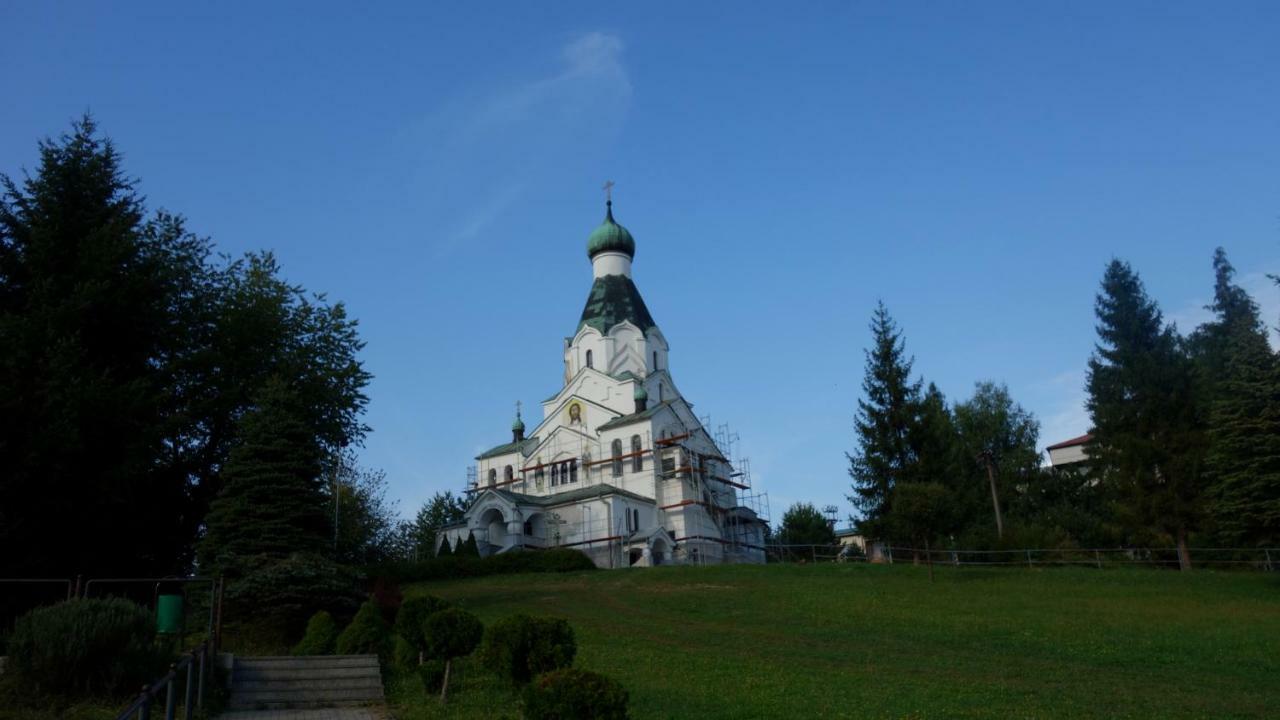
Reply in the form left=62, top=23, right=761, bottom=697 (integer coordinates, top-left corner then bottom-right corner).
left=1046, top=433, right=1092, bottom=468
left=439, top=200, right=768, bottom=568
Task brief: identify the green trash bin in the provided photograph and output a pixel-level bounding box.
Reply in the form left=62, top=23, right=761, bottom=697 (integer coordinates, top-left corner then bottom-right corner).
left=156, top=594, right=184, bottom=635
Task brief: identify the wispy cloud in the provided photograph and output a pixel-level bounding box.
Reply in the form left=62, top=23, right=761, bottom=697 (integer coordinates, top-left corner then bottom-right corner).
left=401, top=32, right=631, bottom=256
left=1167, top=266, right=1280, bottom=349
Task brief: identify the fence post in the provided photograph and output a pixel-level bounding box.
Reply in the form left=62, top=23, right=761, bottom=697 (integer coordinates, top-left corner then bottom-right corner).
left=1026, top=549, right=1033, bottom=568
left=811, top=545, right=816, bottom=564
left=137, top=689, right=151, bottom=720
left=196, top=646, right=206, bottom=709
left=1095, top=550, right=1102, bottom=570
left=164, top=665, right=176, bottom=720
left=183, top=652, right=195, bottom=720
left=1266, top=548, right=1273, bottom=572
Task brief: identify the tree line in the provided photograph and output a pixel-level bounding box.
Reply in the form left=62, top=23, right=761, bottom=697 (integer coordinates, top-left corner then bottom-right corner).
left=0, top=117, right=463, bottom=584
left=845, top=252, right=1280, bottom=569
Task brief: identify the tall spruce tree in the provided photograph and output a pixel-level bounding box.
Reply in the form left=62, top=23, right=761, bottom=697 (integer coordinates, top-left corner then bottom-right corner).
left=1086, top=260, right=1205, bottom=570
left=0, top=116, right=195, bottom=575
left=198, top=377, right=331, bottom=576
left=1197, top=250, right=1280, bottom=545
left=847, top=302, right=922, bottom=538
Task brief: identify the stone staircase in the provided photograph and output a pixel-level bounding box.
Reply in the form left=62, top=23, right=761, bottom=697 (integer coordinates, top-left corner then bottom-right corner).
left=229, top=655, right=384, bottom=710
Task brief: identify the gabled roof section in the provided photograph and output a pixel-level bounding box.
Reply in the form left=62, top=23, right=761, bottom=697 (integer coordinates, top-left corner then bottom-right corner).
left=1046, top=433, right=1093, bottom=451
left=596, top=401, right=675, bottom=432
left=578, top=275, right=657, bottom=334
left=476, top=436, right=539, bottom=461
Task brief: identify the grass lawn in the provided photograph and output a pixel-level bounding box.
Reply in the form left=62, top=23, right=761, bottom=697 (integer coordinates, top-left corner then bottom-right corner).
left=388, top=563, right=1280, bottom=719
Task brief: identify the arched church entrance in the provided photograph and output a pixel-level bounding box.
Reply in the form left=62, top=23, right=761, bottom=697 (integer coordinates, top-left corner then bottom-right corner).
left=479, top=507, right=508, bottom=550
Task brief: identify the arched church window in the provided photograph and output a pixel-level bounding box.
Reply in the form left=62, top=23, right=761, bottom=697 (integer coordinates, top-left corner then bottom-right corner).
left=569, top=459, right=578, bottom=483
left=611, top=439, right=623, bottom=477
left=487, top=469, right=496, bottom=487
left=551, top=463, right=559, bottom=487
left=658, top=384, right=664, bottom=402
left=586, top=350, right=593, bottom=369
left=653, top=351, right=659, bottom=370
left=504, top=465, right=513, bottom=484
left=631, top=435, right=643, bottom=472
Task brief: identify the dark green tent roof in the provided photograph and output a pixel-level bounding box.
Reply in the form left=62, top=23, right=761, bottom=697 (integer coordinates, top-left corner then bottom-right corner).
left=578, top=275, right=657, bottom=334
left=475, top=436, right=539, bottom=461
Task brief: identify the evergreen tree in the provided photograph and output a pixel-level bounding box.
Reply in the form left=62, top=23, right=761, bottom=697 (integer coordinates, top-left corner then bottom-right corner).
left=437, top=536, right=454, bottom=557
left=457, top=532, right=481, bottom=557
left=411, top=491, right=468, bottom=560
left=1199, top=252, right=1280, bottom=545
left=198, top=378, right=330, bottom=575
left=847, top=302, right=922, bottom=538
left=0, top=116, right=195, bottom=575
left=1086, top=260, right=1205, bottom=570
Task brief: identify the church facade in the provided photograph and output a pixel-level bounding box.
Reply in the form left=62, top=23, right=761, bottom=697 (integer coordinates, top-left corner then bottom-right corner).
left=438, top=200, right=767, bottom=568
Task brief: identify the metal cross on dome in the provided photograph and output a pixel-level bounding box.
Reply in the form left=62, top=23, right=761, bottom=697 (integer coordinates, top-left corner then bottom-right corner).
left=602, top=180, right=615, bottom=202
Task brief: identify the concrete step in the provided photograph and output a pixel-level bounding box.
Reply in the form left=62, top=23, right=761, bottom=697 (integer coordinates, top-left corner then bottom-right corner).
left=233, top=676, right=383, bottom=692
left=236, top=661, right=378, bottom=676
left=230, top=654, right=383, bottom=709
left=236, top=655, right=379, bottom=669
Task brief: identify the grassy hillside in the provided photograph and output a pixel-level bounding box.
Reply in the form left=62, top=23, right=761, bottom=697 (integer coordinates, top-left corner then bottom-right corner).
left=389, top=563, right=1280, bottom=719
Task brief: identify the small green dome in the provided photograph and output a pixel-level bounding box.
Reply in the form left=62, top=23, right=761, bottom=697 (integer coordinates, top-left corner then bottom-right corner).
left=512, top=414, right=525, bottom=432
left=633, top=384, right=648, bottom=401
left=587, top=201, right=635, bottom=259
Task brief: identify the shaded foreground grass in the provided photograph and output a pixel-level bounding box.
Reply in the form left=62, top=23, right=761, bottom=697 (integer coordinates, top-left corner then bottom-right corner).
left=390, top=563, right=1279, bottom=719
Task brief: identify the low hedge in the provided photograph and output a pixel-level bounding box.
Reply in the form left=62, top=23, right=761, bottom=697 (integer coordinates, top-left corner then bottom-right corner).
left=7, top=598, right=166, bottom=696
left=522, top=668, right=630, bottom=720
left=374, top=548, right=596, bottom=584
left=335, top=600, right=391, bottom=660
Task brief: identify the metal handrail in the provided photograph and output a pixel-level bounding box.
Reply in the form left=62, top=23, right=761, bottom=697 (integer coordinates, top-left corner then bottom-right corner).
left=113, top=641, right=208, bottom=720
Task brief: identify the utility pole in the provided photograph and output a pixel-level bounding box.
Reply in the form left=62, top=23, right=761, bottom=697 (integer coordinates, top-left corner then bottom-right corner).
left=981, top=450, right=1003, bottom=539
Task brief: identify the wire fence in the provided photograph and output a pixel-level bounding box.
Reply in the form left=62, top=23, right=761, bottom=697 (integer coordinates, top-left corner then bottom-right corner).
left=765, top=544, right=1279, bottom=571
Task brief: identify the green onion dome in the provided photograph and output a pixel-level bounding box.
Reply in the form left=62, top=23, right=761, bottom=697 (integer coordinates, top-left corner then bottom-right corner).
left=512, top=414, right=525, bottom=432
left=633, top=383, right=648, bottom=401
left=586, top=201, right=636, bottom=259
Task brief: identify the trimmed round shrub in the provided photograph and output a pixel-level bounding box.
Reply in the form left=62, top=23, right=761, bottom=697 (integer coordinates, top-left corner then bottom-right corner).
left=522, top=668, right=630, bottom=720
left=292, top=610, right=338, bottom=656
left=417, top=658, right=447, bottom=693
left=335, top=600, right=391, bottom=660
left=422, top=608, right=484, bottom=662
left=395, top=594, right=451, bottom=653
left=480, top=615, right=576, bottom=684
left=7, top=598, right=165, bottom=696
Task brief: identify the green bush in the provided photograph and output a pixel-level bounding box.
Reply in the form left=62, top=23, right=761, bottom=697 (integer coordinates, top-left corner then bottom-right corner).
left=393, top=634, right=418, bottom=671
left=335, top=600, right=391, bottom=660
left=395, top=594, right=451, bottom=652
left=480, top=615, right=576, bottom=684
left=7, top=598, right=165, bottom=696
left=224, top=553, right=363, bottom=642
left=292, top=610, right=338, bottom=656
left=522, top=668, right=630, bottom=720
left=375, top=548, right=596, bottom=584
left=422, top=608, right=483, bottom=662
left=417, top=658, right=447, bottom=693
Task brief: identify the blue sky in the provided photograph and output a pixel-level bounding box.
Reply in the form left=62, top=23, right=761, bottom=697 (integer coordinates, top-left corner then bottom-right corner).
left=4, top=2, right=1279, bottom=524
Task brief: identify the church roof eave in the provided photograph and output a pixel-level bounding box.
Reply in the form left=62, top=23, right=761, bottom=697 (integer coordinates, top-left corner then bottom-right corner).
left=475, top=436, right=540, bottom=461
left=578, top=275, right=657, bottom=335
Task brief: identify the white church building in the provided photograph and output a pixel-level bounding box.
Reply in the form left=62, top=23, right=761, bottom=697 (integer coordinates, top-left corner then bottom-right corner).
left=437, top=198, right=768, bottom=568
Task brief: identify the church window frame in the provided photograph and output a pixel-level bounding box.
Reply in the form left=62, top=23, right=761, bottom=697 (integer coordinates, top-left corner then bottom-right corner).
left=653, top=351, right=659, bottom=370
left=504, top=465, right=513, bottom=485
left=569, top=458, right=578, bottom=483
left=487, top=468, right=496, bottom=488
left=551, top=463, right=559, bottom=487
left=611, top=439, right=623, bottom=477
left=586, top=350, right=593, bottom=369
left=631, top=435, right=643, bottom=472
